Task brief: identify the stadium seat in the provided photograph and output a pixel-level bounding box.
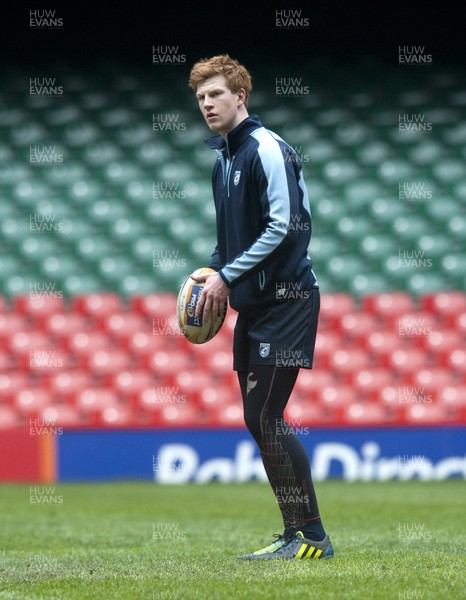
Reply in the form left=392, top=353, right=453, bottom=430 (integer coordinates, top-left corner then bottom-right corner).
left=352, top=369, right=396, bottom=401
left=14, top=389, right=50, bottom=418
left=421, top=291, right=466, bottom=326
left=111, top=370, right=157, bottom=401
left=388, top=349, right=429, bottom=379
left=48, top=371, right=94, bottom=399
left=12, top=294, right=65, bottom=321
left=73, top=294, right=125, bottom=319
left=319, top=293, right=355, bottom=328
left=364, top=331, right=406, bottom=365
left=329, top=349, right=371, bottom=382
left=362, top=292, right=416, bottom=321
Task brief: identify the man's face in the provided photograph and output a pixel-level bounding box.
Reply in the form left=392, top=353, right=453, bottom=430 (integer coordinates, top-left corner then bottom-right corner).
left=195, top=75, right=246, bottom=137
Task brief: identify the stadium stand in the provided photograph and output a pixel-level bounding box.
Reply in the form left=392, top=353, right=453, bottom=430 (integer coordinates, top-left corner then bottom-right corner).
left=0, top=63, right=465, bottom=428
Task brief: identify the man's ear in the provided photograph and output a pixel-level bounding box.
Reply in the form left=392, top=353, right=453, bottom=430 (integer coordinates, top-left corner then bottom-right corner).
left=237, top=88, right=247, bottom=106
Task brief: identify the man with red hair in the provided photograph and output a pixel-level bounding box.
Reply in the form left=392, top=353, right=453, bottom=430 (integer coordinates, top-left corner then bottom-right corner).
left=189, top=54, right=333, bottom=561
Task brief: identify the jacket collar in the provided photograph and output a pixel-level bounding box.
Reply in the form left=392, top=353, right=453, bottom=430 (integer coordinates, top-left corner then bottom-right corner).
left=205, top=114, right=263, bottom=156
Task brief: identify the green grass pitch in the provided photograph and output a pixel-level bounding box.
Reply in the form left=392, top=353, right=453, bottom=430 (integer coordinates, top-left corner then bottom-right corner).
left=0, top=481, right=464, bottom=599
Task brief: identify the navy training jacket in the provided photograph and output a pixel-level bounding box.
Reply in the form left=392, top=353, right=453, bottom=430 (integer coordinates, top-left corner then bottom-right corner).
left=205, top=114, right=318, bottom=313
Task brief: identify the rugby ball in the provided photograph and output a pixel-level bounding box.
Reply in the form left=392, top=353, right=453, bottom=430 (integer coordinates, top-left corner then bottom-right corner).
left=177, top=267, right=227, bottom=344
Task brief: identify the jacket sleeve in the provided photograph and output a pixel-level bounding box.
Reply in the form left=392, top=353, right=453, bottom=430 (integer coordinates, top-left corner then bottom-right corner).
left=218, top=138, right=293, bottom=288
left=208, top=244, right=223, bottom=272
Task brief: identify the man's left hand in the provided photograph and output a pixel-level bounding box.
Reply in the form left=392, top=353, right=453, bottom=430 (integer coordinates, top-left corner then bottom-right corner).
left=192, top=271, right=230, bottom=323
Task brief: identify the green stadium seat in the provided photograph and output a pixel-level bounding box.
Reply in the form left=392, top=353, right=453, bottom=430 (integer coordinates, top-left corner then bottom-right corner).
left=408, top=141, right=444, bottom=165
left=432, top=159, right=465, bottom=184
left=356, top=141, right=392, bottom=166
left=360, top=235, right=395, bottom=259
left=344, top=180, right=382, bottom=210
left=407, top=273, right=450, bottom=295
left=323, top=159, right=360, bottom=184
left=350, top=273, right=395, bottom=296
left=370, top=198, right=406, bottom=224
left=447, top=215, right=466, bottom=238
left=337, top=216, right=377, bottom=241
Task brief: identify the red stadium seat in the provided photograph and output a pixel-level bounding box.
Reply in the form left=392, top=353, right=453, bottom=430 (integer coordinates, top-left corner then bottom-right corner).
left=9, top=331, right=70, bottom=371
left=313, top=332, right=342, bottom=368
left=73, top=294, right=125, bottom=319
left=0, top=351, right=13, bottom=372
left=145, top=350, right=193, bottom=384
left=96, top=405, right=133, bottom=427
left=208, top=402, right=244, bottom=426
left=394, top=311, right=439, bottom=339
left=329, top=348, right=371, bottom=381
left=318, top=385, right=357, bottom=421
left=421, top=292, right=466, bottom=326
left=388, top=348, right=429, bottom=379
left=319, top=293, right=356, bottom=329
left=131, top=293, right=177, bottom=319
left=14, top=388, right=50, bottom=417
left=437, top=386, right=466, bottom=419
left=352, top=368, right=396, bottom=400
left=48, top=371, right=94, bottom=399
left=40, top=404, right=88, bottom=427
left=294, top=369, right=336, bottom=398
left=198, top=385, right=237, bottom=411
left=342, top=402, right=395, bottom=425
left=152, top=402, right=203, bottom=427
left=75, top=389, right=122, bottom=421
left=103, top=312, right=151, bottom=341
left=447, top=348, right=466, bottom=373
left=44, top=312, right=92, bottom=337
left=83, top=349, right=131, bottom=376
left=127, top=330, right=166, bottom=359
left=337, top=313, right=381, bottom=345
left=0, top=373, right=30, bottom=402
left=285, top=401, right=330, bottom=426
left=12, top=294, right=65, bottom=322
left=111, top=370, right=157, bottom=400
left=414, top=367, right=458, bottom=387
left=363, top=292, right=416, bottom=319
left=0, top=313, right=29, bottom=340
left=364, top=331, right=404, bottom=365
left=66, top=331, right=114, bottom=355
left=402, top=403, right=456, bottom=425
left=421, top=330, right=464, bottom=365
left=174, top=370, right=220, bottom=405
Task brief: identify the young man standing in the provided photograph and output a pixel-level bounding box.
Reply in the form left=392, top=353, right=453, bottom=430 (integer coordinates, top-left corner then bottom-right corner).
left=188, top=54, right=333, bottom=560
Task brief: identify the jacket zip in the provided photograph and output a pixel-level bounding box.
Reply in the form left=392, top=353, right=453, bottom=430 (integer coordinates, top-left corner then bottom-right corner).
left=259, top=270, right=266, bottom=290
left=226, top=156, right=235, bottom=197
